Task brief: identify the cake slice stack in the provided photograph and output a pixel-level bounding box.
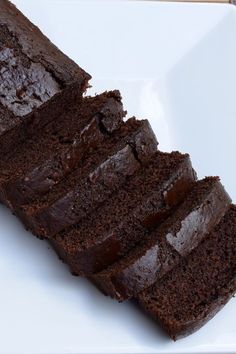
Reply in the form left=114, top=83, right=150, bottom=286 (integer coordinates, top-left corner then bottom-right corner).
left=0, top=91, right=125, bottom=207
left=91, top=177, right=231, bottom=301
left=138, top=205, right=236, bottom=340
left=17, top=117, right=158, bottom=237
left=49, top=151, right=196, bottom=275
left=0, top=0, right=235, bottom=341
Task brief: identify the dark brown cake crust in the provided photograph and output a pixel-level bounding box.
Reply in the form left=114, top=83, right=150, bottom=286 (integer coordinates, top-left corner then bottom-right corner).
left=138, top=205, right=236, bottom=340
left=1, top=91, right=125, bottom=208
left=91, top=177, right=231, bottom=301
left=19, top=119, right=158, bottom=236
left=50, top=152, right=196, bottom=275
left=0, top=0, right=90, bottom=154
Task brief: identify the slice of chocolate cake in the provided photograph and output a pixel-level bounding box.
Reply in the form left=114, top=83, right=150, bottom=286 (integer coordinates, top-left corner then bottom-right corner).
left=92, top=177, right=231, bottom=301
left=49, top=151, right=197, bottom=275
left=138, top=205, right=236, bottom=340
left=0, top=0, right=90, bottom=155
left=0, top=91, right=125, bottom=208
left=18, top=118, right=158, bottom=236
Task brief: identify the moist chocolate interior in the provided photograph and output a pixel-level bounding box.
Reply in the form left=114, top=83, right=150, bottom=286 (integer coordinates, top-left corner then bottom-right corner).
left=96, top=178, right=221, bottom=275
left=0, top=92, right=121, bottom=197
left=21, top=117, right=145, bottom=218
left=53, top=152, right=194, bottom=258
left=92, top=177, right=231, bottom=300
left=138, top=205, right=236, bottom=339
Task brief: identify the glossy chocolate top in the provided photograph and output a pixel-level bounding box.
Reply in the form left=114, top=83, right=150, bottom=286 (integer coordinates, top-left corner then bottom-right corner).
left=0, top=0, right=90, bottom=85
left=0, top=0, right=90, bottom=128
left=0, top=41, right=60, bottom=118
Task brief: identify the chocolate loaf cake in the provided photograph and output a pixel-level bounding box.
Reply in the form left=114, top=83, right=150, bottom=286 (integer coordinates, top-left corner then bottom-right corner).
left=18, top=117, right=158, bottom=236
left=1, top=91, right=125, bottom=208
left=50, top=151, right=196, bottom=275
left=92, top=177, right=231, bottom=301
left=0, top=1, right=234, bottom=343
left=138, top=205, right=236, bottom=340
left=0, top=0, right=90, bottom=155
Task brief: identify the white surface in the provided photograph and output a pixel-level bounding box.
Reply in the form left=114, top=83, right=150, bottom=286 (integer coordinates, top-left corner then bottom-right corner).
left=1, top=1, right=236, bottom=353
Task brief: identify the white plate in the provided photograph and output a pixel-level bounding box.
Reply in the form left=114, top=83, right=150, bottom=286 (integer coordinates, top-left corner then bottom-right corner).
left=1, top=1, right=236, bottom=353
